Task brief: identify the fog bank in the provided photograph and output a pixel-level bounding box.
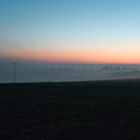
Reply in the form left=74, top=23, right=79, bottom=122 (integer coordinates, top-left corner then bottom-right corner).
left=0, top=61, right=140, bottom=83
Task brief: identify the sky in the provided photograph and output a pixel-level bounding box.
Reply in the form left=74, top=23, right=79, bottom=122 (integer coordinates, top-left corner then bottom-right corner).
left=1, top=0, right=140, bottom=64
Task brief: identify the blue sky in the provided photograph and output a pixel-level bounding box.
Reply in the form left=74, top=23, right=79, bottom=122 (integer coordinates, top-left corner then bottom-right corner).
left=1, top=0, right=140, bottom=64
left=1, top=0, right=140, bottom=42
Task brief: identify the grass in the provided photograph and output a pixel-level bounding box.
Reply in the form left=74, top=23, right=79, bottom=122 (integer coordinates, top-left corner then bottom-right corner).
left=0, top=80, right=140, bottom=139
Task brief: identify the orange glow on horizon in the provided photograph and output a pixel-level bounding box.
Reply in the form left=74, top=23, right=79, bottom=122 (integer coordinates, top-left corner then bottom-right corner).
left=1, top=42, right=140, bottom=64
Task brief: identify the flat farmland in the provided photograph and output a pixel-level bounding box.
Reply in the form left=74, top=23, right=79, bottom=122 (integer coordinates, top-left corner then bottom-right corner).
left=0, top=80, right=140, bottom=139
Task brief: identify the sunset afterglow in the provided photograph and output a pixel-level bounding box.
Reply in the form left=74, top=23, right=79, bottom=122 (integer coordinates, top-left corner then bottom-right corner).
left=1, top=0, right=140, bottom=64
left=1, top=42, right=140, bottom=64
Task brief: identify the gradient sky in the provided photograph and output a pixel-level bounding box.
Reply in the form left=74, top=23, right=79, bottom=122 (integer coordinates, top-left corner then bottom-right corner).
left=1, top=0, right=140, bottom=64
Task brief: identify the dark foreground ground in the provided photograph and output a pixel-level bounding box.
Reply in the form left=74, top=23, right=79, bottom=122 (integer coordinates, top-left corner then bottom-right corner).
left=1, top=80, right=140, bottom=140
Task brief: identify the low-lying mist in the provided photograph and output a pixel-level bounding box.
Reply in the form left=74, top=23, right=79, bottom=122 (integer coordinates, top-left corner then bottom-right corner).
left=1, top=60, right=140, bottom=83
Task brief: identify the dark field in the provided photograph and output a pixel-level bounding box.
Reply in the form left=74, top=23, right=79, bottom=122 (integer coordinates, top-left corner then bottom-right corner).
left=1, top=80, right=140, bottom=139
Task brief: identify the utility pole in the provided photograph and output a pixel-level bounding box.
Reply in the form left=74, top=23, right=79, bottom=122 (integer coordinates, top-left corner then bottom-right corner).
left=13, top=62, right=18, bottom=83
